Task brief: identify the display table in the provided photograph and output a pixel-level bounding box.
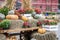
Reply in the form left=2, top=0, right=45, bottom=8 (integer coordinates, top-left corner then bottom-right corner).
left=0, top=27, right=39, bottom=33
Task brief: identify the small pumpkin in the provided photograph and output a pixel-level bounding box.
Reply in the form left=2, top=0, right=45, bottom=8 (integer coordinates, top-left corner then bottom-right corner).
left=38, top=28, right=46, bottom=34
left=6, top=15, right=18, bottom=20
left=21, top=16, right=28, bottom=21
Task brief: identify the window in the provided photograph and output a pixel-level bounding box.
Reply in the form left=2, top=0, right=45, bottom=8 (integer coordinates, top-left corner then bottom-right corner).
left=32, top=0, right=38, bottom=2
left=40, top=5, right=42, bottom=10
left=46, top=5, right=51, bottom=11
left=58, top=0, right=60, bottom=9
left=46, top=0, right=49, bottom=2
left=40, top=5, right=42, bottom=8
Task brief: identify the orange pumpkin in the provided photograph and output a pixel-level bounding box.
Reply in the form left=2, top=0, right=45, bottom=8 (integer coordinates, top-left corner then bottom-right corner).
left=38, top=28, right=46, bottom=34
left=6, top=15, right=18, bottom=20
left=21, top=16, right=28, bottom=21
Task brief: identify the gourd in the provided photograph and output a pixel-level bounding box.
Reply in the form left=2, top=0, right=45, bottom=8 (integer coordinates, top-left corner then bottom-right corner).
left=8, top=10, right=15, bottom=15
left=21, top=16, right=28, bottom=21
left=31, top=12, right=36, bottom=17
left=6, top=15, right=18, bottom=20
left=0, top=13, right=5, bottom=20
left=34, top=15, right=40, bottom=19
left=22, top=22, right=30, bottom=28
left=38, top=28, right=46, bottom=34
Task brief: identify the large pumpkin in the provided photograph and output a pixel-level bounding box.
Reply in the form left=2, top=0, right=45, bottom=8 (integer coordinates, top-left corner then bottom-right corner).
left=6, top=15, right=18, bottom=20
left=38, top=28, right=46, bottom=34
left=21, top=16, right=28, bottom=21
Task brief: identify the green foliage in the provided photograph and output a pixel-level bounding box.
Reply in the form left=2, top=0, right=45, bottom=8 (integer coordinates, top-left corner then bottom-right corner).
left=25, top=9, right=34, bottom=14
left=43, top=12, right=56, bottom=15
left=0, top=7, right=9, bottom=16
left=49, top=22, right=57, bottom=25
left=0, top=19, right=11, bottom=29
left=51, top=12, right=56, bottom=15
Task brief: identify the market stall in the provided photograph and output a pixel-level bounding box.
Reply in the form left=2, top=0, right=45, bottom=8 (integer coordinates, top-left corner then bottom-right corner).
left=0, top=0, right=59, bottom=40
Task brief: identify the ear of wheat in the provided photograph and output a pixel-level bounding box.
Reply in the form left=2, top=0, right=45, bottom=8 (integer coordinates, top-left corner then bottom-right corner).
left=22, top=0, right=32, bottom=9
left=6, top=0, right=16, bottom=10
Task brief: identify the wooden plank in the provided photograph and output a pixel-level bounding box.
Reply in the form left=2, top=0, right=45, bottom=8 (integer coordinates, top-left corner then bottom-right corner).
left=0, top=30, right=7, bottom=33
left=0, top=27, right=39, bottom=33
left=7, top=27, right=39, bottom=33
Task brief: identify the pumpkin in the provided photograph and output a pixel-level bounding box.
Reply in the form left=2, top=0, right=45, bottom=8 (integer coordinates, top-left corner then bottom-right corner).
left=0, top=13, right=5, bottom=20
left=21, top=16, right=28, bottom=21
left=6, top=15, right=18, bottom=20
left=38, top=28, right=46, bottom=34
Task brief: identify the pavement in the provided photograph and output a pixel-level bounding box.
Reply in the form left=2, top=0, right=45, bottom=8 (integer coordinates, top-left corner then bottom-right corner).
left=56, top=23, right=60, bottom=40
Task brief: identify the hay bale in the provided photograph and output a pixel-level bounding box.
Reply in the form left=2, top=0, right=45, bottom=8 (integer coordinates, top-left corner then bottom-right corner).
left=0, top=34, right=6, bottom=40
left=9, top=20, right=24, bottom=29
left=31, top=32, right=57, bottom=40
left=28, top=19, right=38, bottom=27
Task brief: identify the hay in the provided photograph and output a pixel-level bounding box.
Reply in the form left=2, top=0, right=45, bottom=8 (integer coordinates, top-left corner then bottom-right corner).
left=31, top=32, right=57, bottom=40
left=9, top=20, right=24, bottom=29
left=28, top=19, right=38, bottom=27
left=0, top=34, right=6, bottom=40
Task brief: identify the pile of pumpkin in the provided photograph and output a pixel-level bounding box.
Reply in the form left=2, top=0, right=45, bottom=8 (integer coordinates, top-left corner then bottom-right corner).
left=0, top=7, right=42, bottom=29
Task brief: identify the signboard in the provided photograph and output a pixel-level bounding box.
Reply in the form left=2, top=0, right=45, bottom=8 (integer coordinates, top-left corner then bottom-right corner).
left=42, top=25, right=58, bottom=31
left=24, top=14, right=33, bottom=19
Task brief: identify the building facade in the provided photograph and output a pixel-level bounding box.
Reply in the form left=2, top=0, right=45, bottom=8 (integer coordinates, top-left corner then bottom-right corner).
left=16, top=0, right=59, bottom=12
left=31, top=0, right=58, bottom=12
